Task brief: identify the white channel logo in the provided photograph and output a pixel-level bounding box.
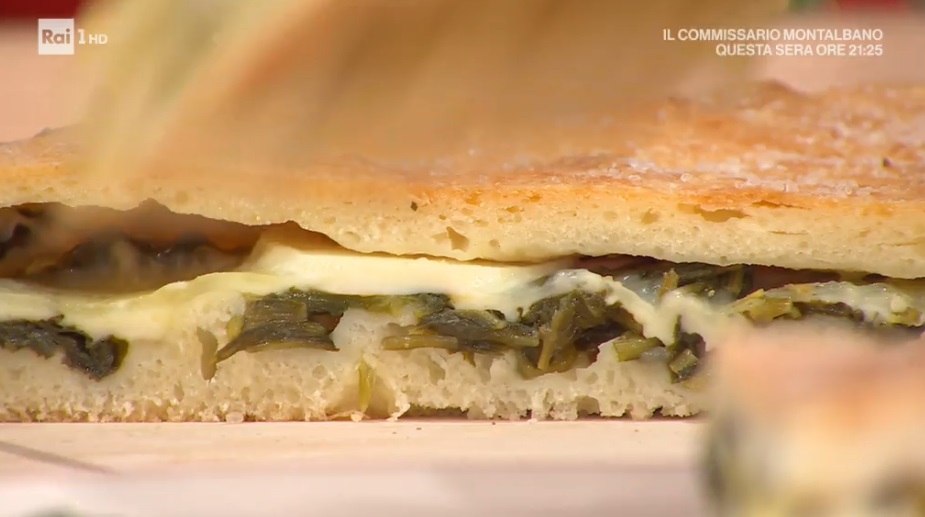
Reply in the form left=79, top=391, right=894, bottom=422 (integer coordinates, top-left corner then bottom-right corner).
left=38, top=18, right=75, bottom=55
left=38, top=18, right=108, bottom=55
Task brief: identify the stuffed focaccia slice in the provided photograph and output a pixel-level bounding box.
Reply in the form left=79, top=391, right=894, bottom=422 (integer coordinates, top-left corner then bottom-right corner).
left=705, top=326, right=925, bottom=517
left=1, top=83, right=925, bottom=422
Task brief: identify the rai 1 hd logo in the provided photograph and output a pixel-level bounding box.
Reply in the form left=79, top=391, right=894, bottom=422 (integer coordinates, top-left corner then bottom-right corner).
left=37, top=18, right=108, bottom=55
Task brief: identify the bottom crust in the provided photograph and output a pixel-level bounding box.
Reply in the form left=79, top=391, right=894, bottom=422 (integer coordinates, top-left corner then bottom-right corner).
left=0, top=309, right=703, bottom=422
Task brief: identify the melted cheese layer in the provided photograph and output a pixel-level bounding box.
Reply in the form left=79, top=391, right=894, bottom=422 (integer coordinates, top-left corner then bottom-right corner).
left=0, top=235, right=920, bottom=346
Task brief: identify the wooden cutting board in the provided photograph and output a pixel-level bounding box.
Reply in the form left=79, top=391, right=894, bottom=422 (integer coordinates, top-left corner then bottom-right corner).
left=0, top=420, right=704, bottom=474
left=0, top=421, right=708, bottom=517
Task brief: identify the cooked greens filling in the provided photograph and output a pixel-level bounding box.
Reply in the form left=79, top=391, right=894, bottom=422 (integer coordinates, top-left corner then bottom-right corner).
left=0, top=318, right=127, bottom=379
left=384, top=291, right=636, bottom=379
left=3, top=234, right=925, bottom=382
left=2, top=202, right=923, bottom=384
left=23, top=232, right=252, bottom=293
left=5, top=261, right=925, bottom=382
left=0, top=202, right=260, bottom=292
left=186, top=264, right=922, bottom=383
left=217, top=290, right=451, bottom=364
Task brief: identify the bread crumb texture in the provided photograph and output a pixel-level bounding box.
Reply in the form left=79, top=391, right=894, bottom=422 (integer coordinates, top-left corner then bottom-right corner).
left=0, top=310, right=703, bottom=422
left=2, top=83, right=924, bottom=276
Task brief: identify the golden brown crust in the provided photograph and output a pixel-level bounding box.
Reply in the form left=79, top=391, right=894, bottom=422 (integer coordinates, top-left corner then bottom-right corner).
left=2, top=82, right=925, bottom=276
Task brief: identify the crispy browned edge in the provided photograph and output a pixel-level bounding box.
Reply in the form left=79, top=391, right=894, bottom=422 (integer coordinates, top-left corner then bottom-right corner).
left=1, top=82, right=924, bottom=276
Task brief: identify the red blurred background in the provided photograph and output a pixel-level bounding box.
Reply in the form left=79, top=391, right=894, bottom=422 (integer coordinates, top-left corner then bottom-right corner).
left=0, top=0, right=83, bottom=18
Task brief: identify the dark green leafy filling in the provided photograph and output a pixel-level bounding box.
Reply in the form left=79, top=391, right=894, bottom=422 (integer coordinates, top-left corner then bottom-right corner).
left=0, top=202, right=263, bottom=293
left=631, top=262, right=749, bottom=298
left=380, top=263, right=747, bottom=382
left=23, top=232, right=252, bottom=293
left=203, top=290, right=452, bottom=378
left=6, top=263, right=925, bottom=383
left=0, top=318, right=127, bottom=380
left=201, top=265, right=924, bottom=383
left=383, top=291, right=635, bottom=378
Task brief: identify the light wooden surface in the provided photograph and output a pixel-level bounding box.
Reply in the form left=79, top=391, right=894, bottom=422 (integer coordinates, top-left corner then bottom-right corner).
left=0, top=466, right=705, bottom=517
left=0, top=463, right=704, bottom=517
left=0, top=420, right=704, bottom=474
left=0, top=421, right=707, bottom=516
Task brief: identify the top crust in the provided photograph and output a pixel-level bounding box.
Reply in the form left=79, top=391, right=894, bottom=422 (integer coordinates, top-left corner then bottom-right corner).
left=2, top=82, right=925, bottom=277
